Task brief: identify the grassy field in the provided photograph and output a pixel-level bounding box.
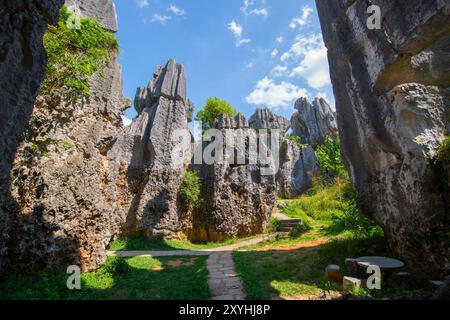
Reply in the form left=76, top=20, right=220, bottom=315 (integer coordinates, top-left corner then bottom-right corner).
left=108, top=235, right=256, bottom=251
left=233, top=180, right=433, bottom=300
left=0, top=256, right=210, bottom=300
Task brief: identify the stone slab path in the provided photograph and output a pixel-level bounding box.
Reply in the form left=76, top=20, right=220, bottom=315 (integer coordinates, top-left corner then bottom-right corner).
left=107, top=234, right=276, bottom=300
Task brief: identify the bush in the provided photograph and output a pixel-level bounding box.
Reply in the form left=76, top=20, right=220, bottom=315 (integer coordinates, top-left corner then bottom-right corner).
left=100, top=257, right=131, bottom=276
left=284, top=135, right=308, bottom=148
left=195, top=98, right=237, bottom=132
left=331, top=182, right=384, bottom=238
left=316, top=136, right=345, bottom=178
left=266, top=217, right=280, bottom=233
left=40, top=6, right=119, bottom=102
left=179, top=171, right=202, bottom=209
left=437, top=136, right=450, bottom=188
left=289, top=224, right=311, bottom=238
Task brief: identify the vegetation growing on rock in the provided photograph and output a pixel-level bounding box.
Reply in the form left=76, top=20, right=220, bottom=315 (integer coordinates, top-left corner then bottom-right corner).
left=316, top=136, right=345, bottom=178
left=40, top=6, right=119, bottom=102
left=195, top=97, right=237, bottom=131
left=179, top=171, right=202, bottom=209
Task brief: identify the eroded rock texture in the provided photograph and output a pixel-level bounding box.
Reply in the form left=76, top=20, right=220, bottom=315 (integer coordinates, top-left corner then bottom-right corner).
left=316, top=0, right=450, bottom=274
left=8, top=0, right=128, bottom=271
left=291, top=97, right=338, bottom=146
left=65, top=0, right=118, bottom=32
left=248, top=108, right=319, bottom=198
left=249, top=108, right=291, bottom=135
left=277, top=140, right=319, bottom=199
left=109, top=59, right=194, bottom=240
left=0, top=0, right=64, bottom=273
left=192, top=113, right=277, bottom=242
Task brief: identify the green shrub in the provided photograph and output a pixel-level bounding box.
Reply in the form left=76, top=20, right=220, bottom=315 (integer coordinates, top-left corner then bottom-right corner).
left=179, top=171, right=202, bottom=209
left=266, top=217, right=280, bottom=233
left=288, top=224, right=311, bottom=238
left=331, top=183, right=384, bottom=238
left=316, top=136, right=345, bottom=178
left=437, top=136, right=450, bottom=188
left=284, top=135, right=308, bottom=148
left=40, top=6, right=119, bottom=102
left=195, top=98, right=237, bottom=132
left=99, top=257, right=130, bottom=276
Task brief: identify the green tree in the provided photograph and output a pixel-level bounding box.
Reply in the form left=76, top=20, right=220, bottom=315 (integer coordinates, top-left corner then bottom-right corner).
left=195, top=97, right=237, bottom=131
left=316, top=136, right=345, bottom=178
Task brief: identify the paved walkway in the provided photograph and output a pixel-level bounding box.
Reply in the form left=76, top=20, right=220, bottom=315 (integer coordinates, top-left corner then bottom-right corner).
left=272, top=206, right=292, bottom=220
left=107, top=234, right=276, bottom=300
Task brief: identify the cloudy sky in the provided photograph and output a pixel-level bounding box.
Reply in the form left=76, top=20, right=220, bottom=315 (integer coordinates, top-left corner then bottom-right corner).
left=115, top=0, right=334, bottom=126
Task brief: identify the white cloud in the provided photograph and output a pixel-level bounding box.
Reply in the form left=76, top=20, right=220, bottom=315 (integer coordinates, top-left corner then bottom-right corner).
left=246, top=77, right=308, bottom=108
left=245, top=61, right=254, bottom=69
left=151, top=14, right=171, bottom=24
left=276, top=36, right=284, bottom=44
left=271, top=49, right=278, bottom=57
left=121, top=115, right=132, bottom=127
left=137, top=0, right=150, bottom=8
left=241, top=0, right=269, bottom=18
left=237, top=38, right=252, bottom=47
left=280, top=33, right=330, bottom=89
left=289, top=5, right=313, bottom=29
left=271, top=65, right=287, bottom=77
left=228, top=20, right=243, bottom=38
left=168, top=4, right=185, bottom=16
left=228, top=20, right=251, bottom=47
left=280, top=33, right=323, bottom=62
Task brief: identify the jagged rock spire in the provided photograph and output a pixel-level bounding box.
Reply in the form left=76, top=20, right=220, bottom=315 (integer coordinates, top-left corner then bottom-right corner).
left=249, top=108, right=291, bottom=135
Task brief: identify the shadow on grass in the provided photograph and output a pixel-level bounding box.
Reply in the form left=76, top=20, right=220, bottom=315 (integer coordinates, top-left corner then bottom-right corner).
left=0, top=255, right=211, bottom=300
left=232, top=234, right=420, bottom=300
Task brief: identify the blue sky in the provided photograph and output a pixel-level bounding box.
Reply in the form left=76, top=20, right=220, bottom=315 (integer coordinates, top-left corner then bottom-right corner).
left=114, top=0, right=334, bottom=125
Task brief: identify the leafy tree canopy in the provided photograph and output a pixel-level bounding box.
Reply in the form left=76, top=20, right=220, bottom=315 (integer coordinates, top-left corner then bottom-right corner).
left=195, top=97, right=237, bottom=131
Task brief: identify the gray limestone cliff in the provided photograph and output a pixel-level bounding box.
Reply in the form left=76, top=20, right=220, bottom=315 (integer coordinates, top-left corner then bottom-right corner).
left=291, top=97, right=338, bottom=147
left=248, top=108, right=319, bottom=199
left=0, top=0, right=65, bottom=273
left=192, top=113, right=277, bottom=242
left=316, top=0, right=450, bottom=274
left=7, top=0, right=128, bottom=271
left=109, top=59, right=194, bottom=240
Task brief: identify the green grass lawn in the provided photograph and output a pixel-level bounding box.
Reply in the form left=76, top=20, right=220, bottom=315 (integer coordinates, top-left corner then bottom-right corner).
left=234, top=179, right=433, bottom=300
left=108, top=235, right=257, bottom=251
left=0, top=256, right=210, bottom=300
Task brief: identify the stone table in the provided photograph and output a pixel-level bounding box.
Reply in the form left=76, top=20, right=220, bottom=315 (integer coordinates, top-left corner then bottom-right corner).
left=356, top=256, right=404, bottom=270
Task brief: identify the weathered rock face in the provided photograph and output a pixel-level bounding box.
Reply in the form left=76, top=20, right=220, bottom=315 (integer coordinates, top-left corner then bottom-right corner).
left=277, top=140, right=319, bottom=199
left=316, top=0, right=450, bottom=274
left=65, top=0, right=118, bottom=32
left=291, top=97, right=338, bottom=146
left=109, top=59, right=194, bottom=239
left=192, top=113, right=277, bottom=242
left=0, top=0, right=64, bottom=273
left=248, top=108, right=319, bottom=199
left=249, top=108, right=291, bottom=135
left=8, top=0, right=128, bottom=271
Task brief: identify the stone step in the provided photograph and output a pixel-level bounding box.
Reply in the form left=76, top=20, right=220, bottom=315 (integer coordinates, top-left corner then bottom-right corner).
left=279, top=221, right=302, bottom=227
left=278, top=227, right=295, bottom=232
left=278, top=219, right=302, bottom=223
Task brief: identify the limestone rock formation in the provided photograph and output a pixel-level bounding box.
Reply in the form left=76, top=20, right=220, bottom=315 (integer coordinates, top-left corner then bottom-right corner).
left=316, top=0, right=450, bottom=274
left=0, top=0, right=65, bottom=273
left=8, top=0, right=128, bottom=271
left=192, top=113, right=277, bottom=242
left=65, top=0, right=118, bottom=32
left=291, top=97, right=338, bottom=146
left=109, top=59, right=193, bottom=239
left=277, top=140, right=319, bottom=199
left=248, top=108, right=319, bottom=199
left=249, top=108, right=291, bottom=135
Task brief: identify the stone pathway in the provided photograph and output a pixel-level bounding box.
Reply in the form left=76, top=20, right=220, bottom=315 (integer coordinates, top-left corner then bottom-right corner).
left=207, top=252, right=245, bottom=300
left=107, top=234, right=276, bottom=300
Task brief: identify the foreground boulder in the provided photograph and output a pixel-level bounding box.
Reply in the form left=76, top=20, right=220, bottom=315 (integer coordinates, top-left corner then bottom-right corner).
left=109, top=59, right=194, bottom=239
left=0, top=0, right=64, bottom=273
left=192, top=113, right=277, bottom=242
left=316, top=0, right=450, bottom=274
left=8, top=0, right=128, bottom=271
left=291, top=97, right=338, bottom=146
